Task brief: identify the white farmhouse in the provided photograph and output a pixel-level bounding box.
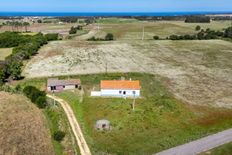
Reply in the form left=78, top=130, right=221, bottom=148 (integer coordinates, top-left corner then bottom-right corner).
left=91, top=80, right=141, bottom=97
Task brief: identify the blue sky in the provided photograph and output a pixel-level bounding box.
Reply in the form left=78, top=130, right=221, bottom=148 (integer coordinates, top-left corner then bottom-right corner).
left=0, top=0, right=231, bottom=12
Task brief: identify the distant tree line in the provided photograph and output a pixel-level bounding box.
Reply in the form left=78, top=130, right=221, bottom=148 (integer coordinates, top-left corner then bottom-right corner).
left=2, top=21, right=30, bottom=32
left=185, top=16, right=211, bottom=23
left=153, top=26, right=232, bottom=41
left=0, top=32, right=59, bottom=84
left=167, top=26, right=232, bottom=40
left=88, top=33, right=114, bottom=41
left=57, top=17, right=96, bottom=24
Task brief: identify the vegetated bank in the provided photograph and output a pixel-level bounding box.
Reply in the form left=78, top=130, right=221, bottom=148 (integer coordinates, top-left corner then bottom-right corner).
left=0, top=91, right=54, bottom=155
left=0, top=32, right=59, bottom=84
left=38, top=72, right=232, bottom=155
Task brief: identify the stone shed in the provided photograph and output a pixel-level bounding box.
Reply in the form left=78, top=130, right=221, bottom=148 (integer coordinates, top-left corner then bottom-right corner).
left=95, top=119, right=111, bottom=131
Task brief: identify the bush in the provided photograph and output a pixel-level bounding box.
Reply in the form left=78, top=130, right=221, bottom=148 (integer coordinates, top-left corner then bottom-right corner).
left=53, top=131, right=65, bottom=142
left=153, top=36, right=159, bottom=40
left=35, top=96, right=47, bottom=109
left=195, top=25, right=201, bottom=31
left=23, top=86, right=47, bottom=108
left=105, top=33, right=114, bottom=41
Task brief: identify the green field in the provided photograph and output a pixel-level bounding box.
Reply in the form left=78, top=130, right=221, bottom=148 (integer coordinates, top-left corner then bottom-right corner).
left=93, top=20, right=231, bottom=40
left=51, top=73, right=232, bottom=154
left=0, top=48, right=12, bottom=60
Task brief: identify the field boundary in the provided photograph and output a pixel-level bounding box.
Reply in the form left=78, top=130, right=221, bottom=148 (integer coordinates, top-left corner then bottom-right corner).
left=47, top=94, right=91, bottom=155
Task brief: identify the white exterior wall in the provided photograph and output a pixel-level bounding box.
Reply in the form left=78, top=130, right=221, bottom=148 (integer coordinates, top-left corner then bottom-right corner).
left=101, top=89, right=140, bottom=97
left=63, top=85, right=76, bottom=90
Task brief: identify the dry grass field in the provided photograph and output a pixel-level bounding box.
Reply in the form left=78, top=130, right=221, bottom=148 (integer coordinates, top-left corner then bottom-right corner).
left=88, top=20, right=232, bottom=40
left=0, top=23, right=76, bottom=35
left=23, top=39, right=232, bottom=108
left=0, top=48, right=12, bottom=60
left=0, top=92, right=54, bottom=155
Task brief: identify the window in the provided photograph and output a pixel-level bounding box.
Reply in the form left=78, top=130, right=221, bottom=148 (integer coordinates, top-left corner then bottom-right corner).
left=51, top=86, right=56, bottom=90
left=123, top=91, right=126, bottom=95
left=133, top=91, right=136, bottom=95
left=119, top=91, right=122, bottom=94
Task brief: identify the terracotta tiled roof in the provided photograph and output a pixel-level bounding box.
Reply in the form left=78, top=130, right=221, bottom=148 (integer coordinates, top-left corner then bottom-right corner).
left=101, top=80, right=140, bottom=90
left=47, top=78, right=81, bottom=87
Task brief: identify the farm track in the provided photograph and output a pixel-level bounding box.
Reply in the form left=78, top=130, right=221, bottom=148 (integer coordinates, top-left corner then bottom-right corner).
left=46, top=94, right=91, bottom=155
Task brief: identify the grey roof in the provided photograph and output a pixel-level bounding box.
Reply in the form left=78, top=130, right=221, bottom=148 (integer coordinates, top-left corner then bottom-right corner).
left=47, top=78, right=81, bottom=87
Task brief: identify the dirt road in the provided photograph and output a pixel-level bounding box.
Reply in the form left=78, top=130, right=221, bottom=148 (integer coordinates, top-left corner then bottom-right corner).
left=155, top=128, right=232, bottom=155
left=46, top=94, right=91, bottom=155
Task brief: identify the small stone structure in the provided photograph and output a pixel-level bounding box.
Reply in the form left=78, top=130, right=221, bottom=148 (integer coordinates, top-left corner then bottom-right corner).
left=95, top=119, right=111, bottom=131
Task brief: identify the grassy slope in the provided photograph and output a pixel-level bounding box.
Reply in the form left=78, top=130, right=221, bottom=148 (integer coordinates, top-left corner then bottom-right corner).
left=0, top=91, right=54, bottom=155
left=201, top=142, right=232, bottom=155
left=55, top=73, right=232, bottom=154
left=0, top=48, right=12, bottom=60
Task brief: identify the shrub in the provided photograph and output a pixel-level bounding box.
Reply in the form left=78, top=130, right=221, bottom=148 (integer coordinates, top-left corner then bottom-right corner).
left=23, top=86, right=47, bottom=108
left=35, top=96, right=47, bottom=109
left=105, top=33, right=114, bottom=41
left=53, top=131, right=65, bottom=142
left=153, top=36, right=159, bottom=40
left=195, top=25, right=201, bottom=31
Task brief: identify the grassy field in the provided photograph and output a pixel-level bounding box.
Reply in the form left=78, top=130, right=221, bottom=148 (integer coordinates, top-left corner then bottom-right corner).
left=0, top=91, right=54, bottom=155
left=23, top=39, right=232, bottom=108
left=0, top=48, right=12, bottom=60
left=52, top=73, right=232, bottom=154
left=201, top=142, right=232, bottom=155
left=93, top=20, right=232, bottom=40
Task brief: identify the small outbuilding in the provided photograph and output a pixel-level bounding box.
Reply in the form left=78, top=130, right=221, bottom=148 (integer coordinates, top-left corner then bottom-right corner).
left=47, top=78, right=81, bottom=92
left=95, top=119, right=111, bottom=131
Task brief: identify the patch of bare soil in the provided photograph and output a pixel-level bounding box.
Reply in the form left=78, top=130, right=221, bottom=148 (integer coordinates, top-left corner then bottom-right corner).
left=0, top=92, right=54, bottom=155
left=23, top=40, right=232, bottom=108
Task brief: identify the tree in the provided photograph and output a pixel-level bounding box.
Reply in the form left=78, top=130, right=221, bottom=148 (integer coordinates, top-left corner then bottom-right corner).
left=224, top=27, right=232, bottom=38
left=53, top=131, right=65, bottom=142
left=195, top=25, right=201, bottom=31
left=8, top=61, right=22, bottom=80
left=23, top=22, right=30, bottom=32
left=0, top=67, right=5, bottom=85
left=153, top=36, right=159, bottom=40
left=35, top=96, right=47, bottom=108
left=69, top=26, right=77, bottom=34
left=37, top=19, right=42, bottom=23
left=105, top=33, right=114, bottom=41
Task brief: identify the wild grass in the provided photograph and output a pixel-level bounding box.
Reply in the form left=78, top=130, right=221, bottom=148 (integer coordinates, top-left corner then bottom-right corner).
left=43, top=98, right=79, bottom=155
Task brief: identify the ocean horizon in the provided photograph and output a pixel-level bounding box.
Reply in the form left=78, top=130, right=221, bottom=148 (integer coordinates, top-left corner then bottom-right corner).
left=0, top=11, right=232, bottom=17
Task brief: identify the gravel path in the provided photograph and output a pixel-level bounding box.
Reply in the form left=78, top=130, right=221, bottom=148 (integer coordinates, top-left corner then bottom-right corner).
left=155, top=128, right=232, bottom=155
left=47, top=94, right=91, bottom=155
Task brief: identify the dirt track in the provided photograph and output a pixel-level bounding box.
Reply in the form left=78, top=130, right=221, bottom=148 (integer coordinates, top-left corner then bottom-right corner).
left=0, top=92, right=54, bottom=155
left=47, top=94, right=91, bottom=155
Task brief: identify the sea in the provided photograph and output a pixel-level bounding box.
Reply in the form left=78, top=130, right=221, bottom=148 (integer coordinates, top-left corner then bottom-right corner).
left=0, top=12, right=232, bottom=17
